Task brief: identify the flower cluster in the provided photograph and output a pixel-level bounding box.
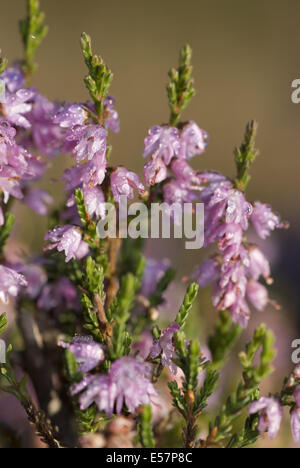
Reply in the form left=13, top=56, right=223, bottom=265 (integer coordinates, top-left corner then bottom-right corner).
left=249, top=381, right=300, bottom=444
left=192, top=175, right=286, bottom=328
left=45, top=95, right=146, bottom=260
left=71, top=355, right=157, bottom=416
left=143, top=121, right=208, bottom=187
left=0, top=66, right=64, bottom=220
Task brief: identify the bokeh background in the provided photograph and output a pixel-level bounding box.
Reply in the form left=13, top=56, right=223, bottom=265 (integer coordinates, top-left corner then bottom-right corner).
left=0, top=0, right=299, bottom=448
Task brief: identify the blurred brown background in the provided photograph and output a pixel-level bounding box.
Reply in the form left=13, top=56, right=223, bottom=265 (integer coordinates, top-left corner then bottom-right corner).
left=1, top=0, right=299, bottom=218
left=0, top=0, right=300, bottom=447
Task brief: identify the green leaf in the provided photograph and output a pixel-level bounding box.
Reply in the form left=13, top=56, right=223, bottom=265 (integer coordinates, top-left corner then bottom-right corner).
left=138, top=405, right=155, bottom=448
left=208, top=310, right=242, bottom=371
left=19, top=0, right=48, bottom=79
left=175, top=282, right=199, bottom=328
left=65, top=349, right=79, bottom=382
left=167, top=45, right=196, bottom=126
left=0, top=314, right=8, bottom=336
left=0, top=50, right=8, bottom=74
left=168, top=381, right=186, bottom=413
left=81, top=32, right=113, bottom=118
left=234, top=120, right=259, bottom=191
left=194, top=369, right=219, bottom=414
left=0, top=214, right=15, bottom=254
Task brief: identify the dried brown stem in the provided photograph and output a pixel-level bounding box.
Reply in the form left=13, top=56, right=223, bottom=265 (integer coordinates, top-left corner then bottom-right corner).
left=94, top=293, right=113, bottom=346
left=22, top=400, right=64, bottom=449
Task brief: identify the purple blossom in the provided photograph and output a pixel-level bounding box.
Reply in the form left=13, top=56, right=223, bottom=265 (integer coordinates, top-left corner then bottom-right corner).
left=71, top=357, right=157, bottom=416
left=163, top=179, right=198, bottom=206
left=17, top=264, right=47, bottom=300
left=193, top=258, right=219, bottom=287
left=37, top=277, right=79, bottom=313
left=194, top=173, right=276, bottom=327
left=83, top=186, right=105, bottom=219
left=133, top=332, right=154, bottom=361
left=204, top=184, right=252, bottom=240
left=66, top=124, right=107, bottom=163
left=27, top=94, right=63, bottom=157
left=2, top=88, right=35, bottom=129
left=291, top=408, right=300, bottom=444
left=59, top=336, right=105, bottom=373
left=109, top=357, right=157, bottom=414
left=0, top=166, right=23, bottom=201
left=53, top=104, right=87, bottom=128
left=247, top=246, right=271, bottom=283
left=144, top=157, right=167, bottom=186
left=111, top=167, right=145, bottom=203
left=141, top=258, right=170, bottom=297
left=251, top=202, right=283, bottom=239
left=0, top=265, right=28, bottom=303
left=170, top=158, right=199, bottom=184
left=291, top=387, right=300, bottom=443
left=0, top=66, right=25, bottom=93
left=23, top=189, right=53, bottom=216
left=80, top=151, right=107, bottom=187
left=0, top=119, right=17, bottom=164
left=71, top=374, right=116, bottom=416
left=249, top=397, right=282, bottom=440
left=149, top=322, right=180, bottom=375
left=179, top=121, right=209, bottom=159
left=246, top=280, right=268, bottom=312
left=104, top=96, right=120, bottom=133
left=143, top=126, right=180, bottom=165
left=45, top=225, right=89, bottom=262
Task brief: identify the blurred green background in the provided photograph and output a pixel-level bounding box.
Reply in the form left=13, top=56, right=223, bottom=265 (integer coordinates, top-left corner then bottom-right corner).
left=0, top=0, right=300, bottom=448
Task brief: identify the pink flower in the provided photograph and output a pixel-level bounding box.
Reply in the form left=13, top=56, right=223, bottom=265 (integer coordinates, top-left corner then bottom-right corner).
left=59, top=336, right=105, bottom=373
left=109, top=357, right=157, bottom=414
left=247, top=246, right=271, bottom=282
left=249, top=397, right=282, bottom=440
left=0, top=265, right=28, bottom=303
left=2, top=88, right=35, bottom=129
left=291, top=386, right=300, bottom=444
left=143, top=125, right=180, bottom=165
left=45, top=225, right=89, bottom=262
left=71, top=375, right=116, bottom=416
left=53, top=103, right=87, bottom=128
left=251, top=202, right=282, bottom=239
left=71, top=357, right=157, bottom=416
left=179, top=121, right=209, bottom=159
left=66, top=125, right=107, bottom=163
left=144, top=157, right=168, bottom=186
left=111, top=167, right=145, bottom=203
left=83, top=186, right=105, bottom=219
left=37, top=277, right=79, bottom=313
left=193, top=259, right=219, bottom=288
left=104, top=96, right=120, bottom=133
left=23, top=189, right=53, bottom=216
left=150, top=322, right=180, bottom=375
left=246, top=280, right=269, bottom=312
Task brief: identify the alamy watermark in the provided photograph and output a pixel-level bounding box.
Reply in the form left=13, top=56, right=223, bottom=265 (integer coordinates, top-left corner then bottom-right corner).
left=96, top=196, right=205, bottom=250
left=291, top=80, right=300, bottom=103
left=292, top=339, right=300, bottom=364
left=0, top=339, right=6, bottom=364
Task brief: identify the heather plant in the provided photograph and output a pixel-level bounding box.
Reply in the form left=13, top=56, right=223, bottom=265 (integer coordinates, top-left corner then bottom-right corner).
left=0, top=0, right=298, bottom=449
